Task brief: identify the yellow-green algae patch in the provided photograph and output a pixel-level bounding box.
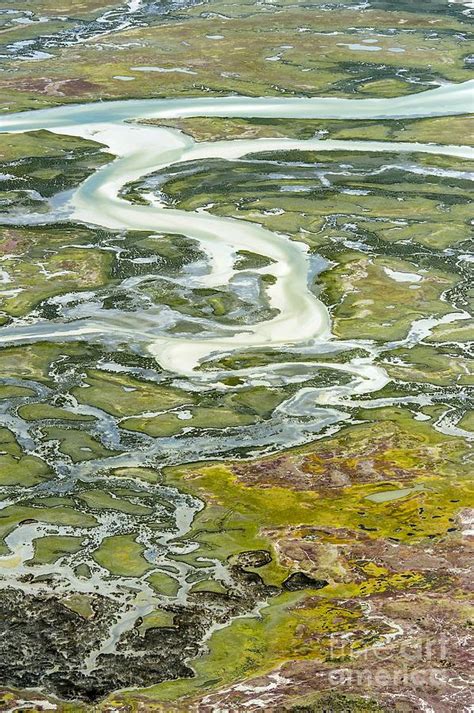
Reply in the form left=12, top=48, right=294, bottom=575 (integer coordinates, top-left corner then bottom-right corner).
left=92, top=534, right=152, bottom=577
left=28, top=535, right=85, bottom=565
left=0, top=247, right=113, bottom=318
left=78, top=489, right=153, bottom=515
left=40, top=426, right=119, bottom=463
left=147, top=571, right=180, bottom=598
left=138, top=609, right=175, bottom=633
left=60, top=593, right=95, bottom=620
left=0, top=385, right=35, bottom=399
left=320, top=255, right=458, bottom=341
left=0, top=505, right=96, bottom=556
left=145, top=114, right=474, bottom=147
left=0, top=427, right=51, bottom=487
left=0, top=342, right=91, bottom=384
left=458, top=411, right=474, bottom=433
left=382, top=344, right=473, bottom=386
left=72, top=369, right=193, bottom=417
left=0, top=130, right=107, bottom=162
left=108, top=466, right=161, bottom=484
left=18, top=403, right=96, bottom=422
left=0, top=129, right=107, bottom=163
left=427, top=318, right=474, bottom=343
left=122, top=406, right=256, bottom=438
left=189, top=579, right=227, bottom=595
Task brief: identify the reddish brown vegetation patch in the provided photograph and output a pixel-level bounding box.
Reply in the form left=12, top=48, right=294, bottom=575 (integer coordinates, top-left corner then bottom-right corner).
left=232, top=423, right=444, bottom=493
left=5, top=77, right=100, bottom=97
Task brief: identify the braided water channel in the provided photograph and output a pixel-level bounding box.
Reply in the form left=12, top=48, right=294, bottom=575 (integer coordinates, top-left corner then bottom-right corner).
left=0, top=81, right=472, bottom=698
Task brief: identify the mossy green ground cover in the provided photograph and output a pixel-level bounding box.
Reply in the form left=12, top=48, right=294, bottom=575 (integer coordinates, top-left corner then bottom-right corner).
left=147, top=114, right=474, bottom=147
left=0, top=0, right=472, bottom=113
left=93, top=534, right=152, bottom=577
